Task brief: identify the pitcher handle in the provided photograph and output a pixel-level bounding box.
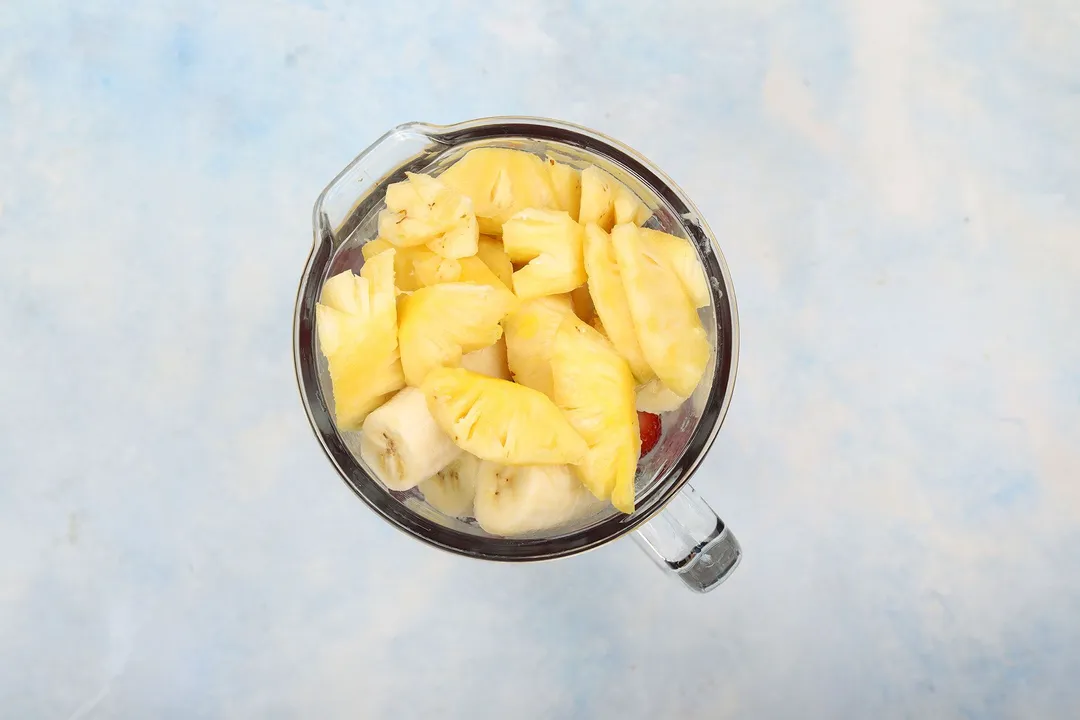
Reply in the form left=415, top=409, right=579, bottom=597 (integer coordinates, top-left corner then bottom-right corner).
left=632, top=483, right=742, bottom=593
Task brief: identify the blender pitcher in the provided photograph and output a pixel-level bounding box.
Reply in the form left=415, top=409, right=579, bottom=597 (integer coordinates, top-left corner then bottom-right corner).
left=293, top=117, right=742, bottom=593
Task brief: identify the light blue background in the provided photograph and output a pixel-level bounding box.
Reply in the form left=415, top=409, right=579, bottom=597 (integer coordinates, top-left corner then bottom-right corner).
left=2, top=1, right=1079, bottom=718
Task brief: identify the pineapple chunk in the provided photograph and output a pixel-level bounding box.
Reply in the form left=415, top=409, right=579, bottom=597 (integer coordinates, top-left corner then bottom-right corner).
left=378, top=172, right=479, bottom=259
left=581, top=223, right=655, bottom=383
left=315, top=250, right=405, bottom=428
left=421, top=367, right=588, bottom=465
left=406, top=251, right=517, bottom=309
left=460, top=338, right=512, bottom=380
left=551, top=315, right=640, bottom=513
left=635, top=378, right=687, bottom=413
left=398, top=282, right=515, bottom=386
left=362, top=238, right=421, bottom=292
left=641, top=228, right=710, bottom=309
left=476, top=235, right=514, bottom=288
left=570, top=285, right=596, bottom=324
left=457, top=256, right=517, bottom=307
left=502, top=209, right=587, bottom=300
left=438, top=148, right=558, bottom=234
left=611, top=224, right=710, bottom=398
left=546, top=157, right=582, bottom=221
left=503, top=295, right=574, bottom=398
left=412, top=252, right=462, bottom=287
left=578, top=166, right=651, bottom=232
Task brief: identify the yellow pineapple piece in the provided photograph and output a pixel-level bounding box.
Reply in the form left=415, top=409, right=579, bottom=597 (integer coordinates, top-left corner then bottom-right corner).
left=502, top=209, right=587, bottom=301
left=460, top=338, right=512, bottom=380
left=641, top=229, right=710, bottom=309
left=412, top=252, right=462, bottom=287
left=406, top=250, right=517, bottom=309
left=315, top=250, right=405, bottom=428
left=363, top=238, right=421, bottom=292
left=635, top=378, right=687, bottom=413
left=378, top=172, right=479, bottom=259
left=476, top=235, right=514, bottom=288
left=611, top=224, right=710, bottom=398
left=578, top=166, right=651, bottom=232
left=503, top=295, right=574, bottom=398
left=421, top=367, right=588, bottom=465
left=551, top=315, right=640, bottom=513
left=398, top=282, right=514, bottom=387
left=581, top=223, right=654, bottom=383
left=438, top=148, right=558, bottom=234
left=570, top=285, right=596, bottom=324
left=546, top=157, right=582, bottom=221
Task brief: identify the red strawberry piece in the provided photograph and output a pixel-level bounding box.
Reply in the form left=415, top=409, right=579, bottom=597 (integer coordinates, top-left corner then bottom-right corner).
left=638, top=411, right=661, bottom=457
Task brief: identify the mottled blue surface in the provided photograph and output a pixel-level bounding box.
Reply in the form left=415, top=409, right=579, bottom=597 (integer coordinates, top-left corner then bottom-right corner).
left=2, top=1, right=1079, bottom=718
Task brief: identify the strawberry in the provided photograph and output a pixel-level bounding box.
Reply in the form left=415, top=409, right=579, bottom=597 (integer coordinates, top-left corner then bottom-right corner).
left=638, top=411, right=661, bottom=457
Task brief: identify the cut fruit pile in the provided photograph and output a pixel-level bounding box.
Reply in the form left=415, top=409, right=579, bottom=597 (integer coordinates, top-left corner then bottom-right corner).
left=316, top=148, right=711, bottom=537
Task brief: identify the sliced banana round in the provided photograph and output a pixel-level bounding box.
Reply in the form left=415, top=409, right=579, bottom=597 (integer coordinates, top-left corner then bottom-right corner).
left=473, top=461, right=605, bottom=537
left=418, top=453, right=483, bottom=518
left=360, top=387, right=462, bottom=491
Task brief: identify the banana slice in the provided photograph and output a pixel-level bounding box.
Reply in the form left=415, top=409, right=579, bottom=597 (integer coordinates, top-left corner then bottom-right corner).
left=360, top=387, right=462, bottom=491
left=418, top=453, right=482, bottom=517
left=473, top=461, right=604, bottom=536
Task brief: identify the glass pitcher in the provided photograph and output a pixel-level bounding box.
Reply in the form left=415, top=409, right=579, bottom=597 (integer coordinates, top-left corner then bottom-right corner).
left=293, top=117, right=742, bottom=593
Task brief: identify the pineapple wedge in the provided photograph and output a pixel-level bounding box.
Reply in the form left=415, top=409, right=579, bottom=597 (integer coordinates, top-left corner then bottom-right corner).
left=398, top=282, right=515, bottom=387
left=406, top=251, right=517, bottom=308
left=551, top=315, right=640, bottom=513
left=546, top=157, right=582, bottom=221
left=378, top=172, right=479, bottom=259
left=641, top=228, right=710, bottom=309
left=611, top=224, right=710, bottom=398
left=581, top=223, right=654, bottom=383
left=438, top=148, right=558, bottom=234
left=315, top=250, right=405, bottom=428
left=502, top=209, right=587, bottom=301
left=503, top=295, right=574, bottom=398
left=421, top=367, right=588, bottom=465
left=412, top=252, right=462, bottom=287
left=569, top=285, right=596, bottom=324
left=461, top=337, right=512, bottom=380
left=362, top=238, right=421, bottom=292
left=578, top=166, right=651, bottom=232
left=476, top=235, right=514, bottom=288
left=457, top=256, right=518, bottom=307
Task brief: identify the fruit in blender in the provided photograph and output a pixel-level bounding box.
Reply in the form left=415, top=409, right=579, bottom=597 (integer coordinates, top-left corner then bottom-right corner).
left=378, top=172, right=479, bottom=259
left=640, top=228, right=710, bottom=309
left=317, top=145, right=718, bottom=529
left=472, top=461, right=602, bottom=536
left=315, top=249, right=405, bottom=429
left=398, top=282, right=514, bottom=387
left=503, top=295, right=574, bottom=398
left=551, top=315, right=640, bottom=513
left=545, top=157, right=582, bottom=221
left=611, top=223, right=710, bottom=398
left=418, top=452, right=484, bottom=518
left=502, top=209, right=587, bottom=300
left=578, top=166, right=651, bottom=231
left=460, top=338, right=512, bottom=380
left=637, top=412, right=662, bottom=457
left=360, top=387, right=462, bottom=491
left=635, top=378, right=687, bottom=413
left=475, top=235, right=514, bottom=287
left=421, top=367, right=589, bottom=465
left=581, top=223, right=654, bottom=383
left=438, top=148, right=558, bottom=234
